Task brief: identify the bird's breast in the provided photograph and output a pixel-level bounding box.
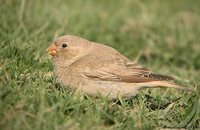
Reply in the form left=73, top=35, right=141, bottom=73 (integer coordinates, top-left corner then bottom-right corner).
left=54, top=66, right=85, bottom=87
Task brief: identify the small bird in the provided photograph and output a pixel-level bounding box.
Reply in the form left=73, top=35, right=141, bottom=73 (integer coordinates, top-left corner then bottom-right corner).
left=47, top=35, right=190, bottom=99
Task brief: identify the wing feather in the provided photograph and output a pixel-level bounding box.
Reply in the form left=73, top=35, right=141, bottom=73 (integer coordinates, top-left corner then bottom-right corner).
left=70, top=55, right=174, bottom=83
left=70, top=43, right=174, bottom=83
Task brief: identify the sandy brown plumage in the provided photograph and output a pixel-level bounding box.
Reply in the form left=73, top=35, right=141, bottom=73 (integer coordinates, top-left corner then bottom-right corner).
left=47, top=35, right=190, bottom=99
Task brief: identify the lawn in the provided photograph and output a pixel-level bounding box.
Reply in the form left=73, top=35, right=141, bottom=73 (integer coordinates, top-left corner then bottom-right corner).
left=0, top=0, right=200, bottom=129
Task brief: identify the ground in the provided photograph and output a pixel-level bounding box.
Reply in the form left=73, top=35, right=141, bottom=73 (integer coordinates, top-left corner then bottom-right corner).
left=0, top=0, right=200, bottom=130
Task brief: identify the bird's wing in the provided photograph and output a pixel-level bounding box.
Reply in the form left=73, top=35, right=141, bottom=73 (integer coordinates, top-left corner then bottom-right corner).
left=71, top=54, right=174, bottom=83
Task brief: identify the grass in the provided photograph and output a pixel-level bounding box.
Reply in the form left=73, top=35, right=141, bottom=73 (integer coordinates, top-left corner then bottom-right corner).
left=0, top=0, right=200, bottom=129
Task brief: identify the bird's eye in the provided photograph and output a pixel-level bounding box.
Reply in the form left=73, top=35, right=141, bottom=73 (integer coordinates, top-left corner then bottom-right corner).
left=62, top=43, right=67, bottom=48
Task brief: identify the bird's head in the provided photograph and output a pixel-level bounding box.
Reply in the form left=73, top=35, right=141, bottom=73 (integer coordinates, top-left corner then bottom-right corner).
left=47, top=35, right=90, bottom=62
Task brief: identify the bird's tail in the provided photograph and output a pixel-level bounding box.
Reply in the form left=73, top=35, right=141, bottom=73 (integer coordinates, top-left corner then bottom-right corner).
left=137, top=81, right=193, bottom=92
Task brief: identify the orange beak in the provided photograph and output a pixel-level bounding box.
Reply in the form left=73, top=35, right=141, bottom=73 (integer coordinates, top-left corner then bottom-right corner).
left=47, top=43, right=57, bottom=57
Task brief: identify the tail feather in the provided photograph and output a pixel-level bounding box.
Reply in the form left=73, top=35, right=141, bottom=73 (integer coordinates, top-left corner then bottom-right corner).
left=137, top=81, right=193, bottom=92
